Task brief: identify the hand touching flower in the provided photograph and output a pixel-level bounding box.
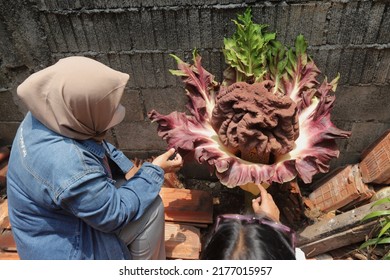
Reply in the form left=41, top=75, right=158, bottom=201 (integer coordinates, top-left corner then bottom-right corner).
left=252, top=184, right=280, bottom=222
left=152, top=148, right=183, bottom=173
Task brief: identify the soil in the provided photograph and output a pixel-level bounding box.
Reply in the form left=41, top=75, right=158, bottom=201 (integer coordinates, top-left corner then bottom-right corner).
left=183, top=178, right=246, bottom=216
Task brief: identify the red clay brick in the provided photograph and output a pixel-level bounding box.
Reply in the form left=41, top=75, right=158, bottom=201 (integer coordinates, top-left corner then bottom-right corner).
left=303, top=198, right=315, bottom=210
left=164, top=222, right=201, bottom=260
left=359, top=130, right=390, bottom=184
left=0, top=230, right=17, bottom=252
left=160, top=187, right=213, bottom=225
left=0, top=251, right=19, bottom=260
left=309, top=165, right=371, bottom=213
left=0, top=199, right=10, bottom=230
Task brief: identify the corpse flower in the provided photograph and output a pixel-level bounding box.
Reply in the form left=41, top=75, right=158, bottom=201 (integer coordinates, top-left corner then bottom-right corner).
left=148, top=9, right=351, bottom=194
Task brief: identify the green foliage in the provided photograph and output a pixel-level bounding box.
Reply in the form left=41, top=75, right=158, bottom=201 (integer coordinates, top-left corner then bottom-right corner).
left=360, top=197, right=390, bottom=260
left=222, top=8, right=320, bottom=98
left=223, top=8, right=275, bottom=83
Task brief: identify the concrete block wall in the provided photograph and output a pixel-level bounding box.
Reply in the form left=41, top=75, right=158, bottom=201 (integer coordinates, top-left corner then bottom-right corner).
left=0, top=0, right=389, bottom=178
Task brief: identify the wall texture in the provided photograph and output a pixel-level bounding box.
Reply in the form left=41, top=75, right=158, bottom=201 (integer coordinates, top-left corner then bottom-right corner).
left=0, top=0, right=389, bottom=178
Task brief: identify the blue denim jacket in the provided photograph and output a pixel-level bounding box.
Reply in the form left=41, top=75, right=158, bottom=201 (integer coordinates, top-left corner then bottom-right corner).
left=6, top=112, right=165, bottom=259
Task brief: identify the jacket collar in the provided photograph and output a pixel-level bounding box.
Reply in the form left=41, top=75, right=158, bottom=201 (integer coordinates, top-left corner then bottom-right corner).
left=78, top=139, right=106, bottom=158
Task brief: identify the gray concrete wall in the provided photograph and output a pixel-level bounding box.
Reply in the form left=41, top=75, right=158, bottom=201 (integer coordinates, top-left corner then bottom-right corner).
left=0, top=0, right=389, bottom=178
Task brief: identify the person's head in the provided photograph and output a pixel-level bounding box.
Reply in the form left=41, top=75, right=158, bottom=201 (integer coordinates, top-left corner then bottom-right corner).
left=17, top=56, right=129, bottom=141
left=200, top=214, right=296, bottom=260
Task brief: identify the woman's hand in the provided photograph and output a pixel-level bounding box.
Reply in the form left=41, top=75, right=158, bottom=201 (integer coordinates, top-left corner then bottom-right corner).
left=252, top=184, right=280, bottom=222
left=152, top=148, right=183, bottom=173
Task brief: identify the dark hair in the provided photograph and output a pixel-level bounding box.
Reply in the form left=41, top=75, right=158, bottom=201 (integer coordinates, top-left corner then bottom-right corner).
left=200, top=217, right=296, bottom=260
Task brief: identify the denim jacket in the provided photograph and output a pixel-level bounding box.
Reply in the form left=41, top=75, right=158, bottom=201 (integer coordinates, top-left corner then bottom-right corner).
left=6, top=112, right=164, bottom=259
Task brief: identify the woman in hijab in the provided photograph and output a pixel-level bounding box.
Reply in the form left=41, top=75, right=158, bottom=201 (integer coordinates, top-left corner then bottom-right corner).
left=6, top=56, right=183, bottom=260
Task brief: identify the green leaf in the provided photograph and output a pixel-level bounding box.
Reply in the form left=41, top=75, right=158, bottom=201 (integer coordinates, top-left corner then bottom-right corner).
left=359, top=239, right=375, bottom=249
left=266, top=39, right=289, bottom=93
left=359, top=237, right=390, bottom=249
left=375, top=237, right=390, bottom=244
left=362, top=210, right=390, bottom=221
left=169, top=53, right=184, bottom=65
left=223, top=7, right=276, bottom=83
left=169, top=54, right=188, bottom=77
left=294, top=34, right=307, bottom=65
left=378, top=221, right=390, bottom=238
left=169, top=69, right=187, bottom=77
left=371, top=197, right=390, bottom=208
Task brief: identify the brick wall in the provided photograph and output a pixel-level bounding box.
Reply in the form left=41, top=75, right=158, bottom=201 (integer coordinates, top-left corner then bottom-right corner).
left=0, top=0, right=389, bottom=177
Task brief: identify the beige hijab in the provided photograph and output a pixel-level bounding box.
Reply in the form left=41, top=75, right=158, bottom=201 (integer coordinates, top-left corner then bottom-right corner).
left=17, top=56, right=129, bottom=141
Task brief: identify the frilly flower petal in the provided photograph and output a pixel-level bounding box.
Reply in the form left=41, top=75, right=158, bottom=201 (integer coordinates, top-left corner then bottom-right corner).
left=149, top=52, right=350, bottom=190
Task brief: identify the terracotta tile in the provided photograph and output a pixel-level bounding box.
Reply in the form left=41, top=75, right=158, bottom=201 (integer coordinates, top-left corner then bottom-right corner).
left=303, top=198, right=315, bottom=210
left=0, top=199, right=10, bottom=230
left=359, top=130, right=390, bottom=184
left=309, top=165, right=370, bottom=213
left=0, top=230, right=17, bottom=252
left=0, top=251, right=19, bottom=260
left=0, top=216, right=11, bottom=230
left=160, top=187, right=213, bottom=224
left=164, top=222, right=201, bottom=260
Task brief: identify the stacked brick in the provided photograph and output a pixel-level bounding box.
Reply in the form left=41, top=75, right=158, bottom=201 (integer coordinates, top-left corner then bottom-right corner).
left=309, top=130, right=390, bottom=213
left=0, top=146, right=9, bottom=194
left=309, top=165, right=374, bottom=213
left=359, top=130, right=390, bottom=185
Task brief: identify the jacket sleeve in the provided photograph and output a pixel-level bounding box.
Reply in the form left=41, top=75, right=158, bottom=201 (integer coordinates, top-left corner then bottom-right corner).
left=57, top=160, right=164, bottom=233
left=104, top=141, right=134, bottom=174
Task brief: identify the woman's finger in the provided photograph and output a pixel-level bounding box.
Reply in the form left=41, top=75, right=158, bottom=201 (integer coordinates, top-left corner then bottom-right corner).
left=163, top=148, right=176, bottom=160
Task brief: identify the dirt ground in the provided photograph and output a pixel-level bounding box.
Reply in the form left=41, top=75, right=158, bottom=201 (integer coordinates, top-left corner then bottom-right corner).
left=183, top=178, right=246, bottom=216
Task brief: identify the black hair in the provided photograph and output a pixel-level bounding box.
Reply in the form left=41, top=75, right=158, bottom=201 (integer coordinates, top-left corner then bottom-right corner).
left=200, top=218, right=296, bottom=260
